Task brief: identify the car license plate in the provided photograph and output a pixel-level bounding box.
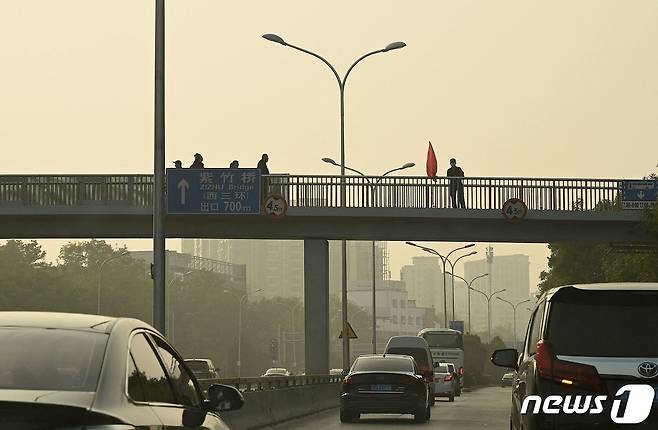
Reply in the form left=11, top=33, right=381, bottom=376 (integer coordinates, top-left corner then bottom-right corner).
left=370, top=384, right=392, bottom=391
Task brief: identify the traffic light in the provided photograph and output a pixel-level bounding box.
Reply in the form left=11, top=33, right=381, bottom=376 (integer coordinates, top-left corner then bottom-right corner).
left=270, top=339, right=278, bottom=359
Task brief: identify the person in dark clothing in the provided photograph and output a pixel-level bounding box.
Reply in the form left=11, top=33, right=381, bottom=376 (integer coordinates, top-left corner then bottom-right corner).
left=229, top=160, right=239, bottom=169
left=173, top=160, right=182, bottom=168
left=257, top=154, right=269, bottom=175
left=447, top=158, right=466, bottom=208
left=190, top=153, right=204, bottom=169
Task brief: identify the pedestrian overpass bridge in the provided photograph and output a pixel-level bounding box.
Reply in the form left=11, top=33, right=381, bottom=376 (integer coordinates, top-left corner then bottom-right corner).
left=0, top=174, right=652, bottom=244
left=1, top=173, right=655, bottom=387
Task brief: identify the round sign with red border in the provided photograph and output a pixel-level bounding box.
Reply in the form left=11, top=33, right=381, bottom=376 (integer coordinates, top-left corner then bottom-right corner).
left=502, top=198, right=528, bottom=221
left=263, top=193, right=288, bottom=217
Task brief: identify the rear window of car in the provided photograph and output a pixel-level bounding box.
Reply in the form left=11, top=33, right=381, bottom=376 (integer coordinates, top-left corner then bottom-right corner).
left=386, top=347, right=429, bottom=369
left=185, top=361, right=209, bottom=372
left=422, top=333, right=463, bottom=349
left=436, top=364, right=449, bottom=373
left=547, top=289, right=658, bottom=357
left=0, top=328, right=107, bottom=391
left=352, top=357, right=413, bottom=373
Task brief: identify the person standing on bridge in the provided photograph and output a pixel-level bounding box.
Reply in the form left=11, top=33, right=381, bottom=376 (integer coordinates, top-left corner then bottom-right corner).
left=230, top=160, right=239, bottom=169
left=190, top=153, right=204, bottom=169
left=173, top=160, right=182, bottom=169
left=447, top=158, right=466, bottom=208
left=257, top=154, right=270, bottom=198
left=257, top=154, right=270, bottom=175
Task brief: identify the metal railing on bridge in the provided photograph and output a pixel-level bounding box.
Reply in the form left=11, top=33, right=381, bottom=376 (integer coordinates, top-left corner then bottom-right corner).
left=0, top=174, right=623, bottom=211
left=197, top=374, right=342, bottom=392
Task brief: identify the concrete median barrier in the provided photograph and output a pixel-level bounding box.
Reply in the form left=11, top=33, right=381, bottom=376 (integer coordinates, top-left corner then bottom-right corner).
left=219, top=383, right=340, bottom=430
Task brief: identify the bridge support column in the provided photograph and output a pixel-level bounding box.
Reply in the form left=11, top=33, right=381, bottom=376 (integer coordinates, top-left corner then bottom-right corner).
left=304, top=239, right=330, bottom=375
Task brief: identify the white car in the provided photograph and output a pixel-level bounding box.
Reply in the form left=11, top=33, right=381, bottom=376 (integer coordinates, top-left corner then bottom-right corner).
left=262, top=367, right=290, bottom=377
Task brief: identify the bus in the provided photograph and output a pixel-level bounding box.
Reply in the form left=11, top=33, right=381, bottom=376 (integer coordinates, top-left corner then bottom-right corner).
left=418, top=328, right=464, bottom=393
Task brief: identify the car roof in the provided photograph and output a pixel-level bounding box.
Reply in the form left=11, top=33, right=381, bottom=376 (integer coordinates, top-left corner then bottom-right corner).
left=385, top=336, right=431, bottom=348
left=543, top=283, right=658, bottom=301
left=0, top=311, right=155, bottom=335
left=357, top=354, right=414, bottom=361
left=0, top=311, right=118, bottom=332
left=417, top=328, right=462, bottom=335
left=184, top=358, right=212, bottom=362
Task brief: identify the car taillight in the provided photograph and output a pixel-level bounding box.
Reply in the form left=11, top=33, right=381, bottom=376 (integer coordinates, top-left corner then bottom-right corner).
left=444, top=374, right=454, bottom=382
left=535, top=340, right=604, bottom=392
left=458, top=367, right=464, bottom=376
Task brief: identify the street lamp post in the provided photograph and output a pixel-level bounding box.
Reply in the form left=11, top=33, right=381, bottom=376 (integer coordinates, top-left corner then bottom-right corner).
left=264, top=34, right=405, bottom=370
left=445, top=272, right=489, bottom=334
left=447, top=251, right=477, bottom=321
left=497, top=297, right=531, bottom=349
left=167, top=271, right=193, bottom=343
left=405, top=242, right=475, bottom=327
left=224, top=288, right=263, bottom=378
left=468, top=287, right=506, bottom=343
left=97, top=251, right=129, bottom=315
left=322, top=158, right=414, bottom=354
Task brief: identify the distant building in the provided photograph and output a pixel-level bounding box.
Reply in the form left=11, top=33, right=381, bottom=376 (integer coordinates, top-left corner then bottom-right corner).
left=329, top=241, right=385, bottom=295
left=463, top=252, right=530, bottom=336
left=400, top=256, right=444, bottom=314
left=129, top=250, right=246, bottom=293
left=182, top=239, right=304, bottom=298
left=348, top=280, right=433, bottom=342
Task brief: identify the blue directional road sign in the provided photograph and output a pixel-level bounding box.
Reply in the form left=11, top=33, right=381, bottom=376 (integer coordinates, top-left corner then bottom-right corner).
left=167, top=168, right=261, bottom=214
left=622, top=180, right=657, bottom=210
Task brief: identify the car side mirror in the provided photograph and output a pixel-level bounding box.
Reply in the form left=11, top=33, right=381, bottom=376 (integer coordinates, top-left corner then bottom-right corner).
left=491, top=349, right=519, bottom=371
left=340, top=369, right=349, bottom=378
left=206, top=384, right=244, bottom=412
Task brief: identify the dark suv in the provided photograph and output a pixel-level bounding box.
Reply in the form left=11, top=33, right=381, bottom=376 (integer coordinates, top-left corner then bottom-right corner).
left=491, top=283, right=658, bottom=430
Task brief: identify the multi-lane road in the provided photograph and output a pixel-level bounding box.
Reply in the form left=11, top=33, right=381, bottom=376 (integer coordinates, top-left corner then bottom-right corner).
left=267, top=386, right=511, bottom=430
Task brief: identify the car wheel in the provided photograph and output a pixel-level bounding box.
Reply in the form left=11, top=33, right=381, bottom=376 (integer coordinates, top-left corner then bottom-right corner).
left=448, top=394, right=455, bottom=402
left=414, top=406, right=429, bottom=423
left=456, top=386, right=462, bottom=396
left=340, top=409, right=357, bottom=423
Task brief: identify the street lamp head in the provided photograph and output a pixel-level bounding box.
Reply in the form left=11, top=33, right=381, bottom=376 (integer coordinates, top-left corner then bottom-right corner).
left=262, top=34, right=287, bottom=46
left=405, top=241, right=418, bottom=246
left=401, top=162, right=415, bottom=169
left=254, top=288, right=264, bottom=293
left=322, top=157, right=339, bottom=166
left=464, top=244, right=475, bottom=249
left=468, top=251, right=477, bottom=256
left=383, top=41, right=406, bottom=52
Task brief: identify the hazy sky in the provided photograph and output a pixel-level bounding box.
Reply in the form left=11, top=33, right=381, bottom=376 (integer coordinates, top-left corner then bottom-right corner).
left=2, top=1, right=658, bottom=288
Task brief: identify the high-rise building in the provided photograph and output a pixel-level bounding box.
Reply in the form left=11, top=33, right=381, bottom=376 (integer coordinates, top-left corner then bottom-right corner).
left=400, top=256, right=444, bottom=314
left=182, top=239, right=304, bottom=298
left=463, top=250, right=530, bottom=338
left=329, top=241, right=385, bottom=296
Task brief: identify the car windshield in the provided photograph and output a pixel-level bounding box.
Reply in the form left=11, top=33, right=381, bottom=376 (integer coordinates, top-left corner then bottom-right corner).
left=547, top=290, right=658, bottom=357
left=185, top=361, right=210, bottom=372
left=422, top=333, right=463, bottom=349
left=352, top=357, right=414, bottom=373
left=386, top=347, right=429, bottom=369
left=0, top=328, right=107, bottom=391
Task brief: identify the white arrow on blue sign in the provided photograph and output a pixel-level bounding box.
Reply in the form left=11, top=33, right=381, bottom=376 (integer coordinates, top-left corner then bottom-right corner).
left=622, top=180, right=657, bottom=210
left=167, top=168, right=262, bottom=214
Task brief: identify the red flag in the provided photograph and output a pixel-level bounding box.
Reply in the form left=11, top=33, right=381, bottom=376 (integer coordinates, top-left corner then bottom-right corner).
left=426, top=141, right=437, bottom=182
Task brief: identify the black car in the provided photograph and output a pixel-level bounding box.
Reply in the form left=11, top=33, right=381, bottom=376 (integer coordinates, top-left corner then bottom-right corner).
left=491, top=283, right=658, bottom=430
left=340, top=354, right=431, bottom=423
left=0, top=311, right=244, bottom=429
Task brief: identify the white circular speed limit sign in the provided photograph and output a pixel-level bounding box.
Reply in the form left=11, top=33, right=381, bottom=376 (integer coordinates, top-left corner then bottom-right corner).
left=263, top=193, right=288, bottom=217
left=502, top=198, right=528, bottom=221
